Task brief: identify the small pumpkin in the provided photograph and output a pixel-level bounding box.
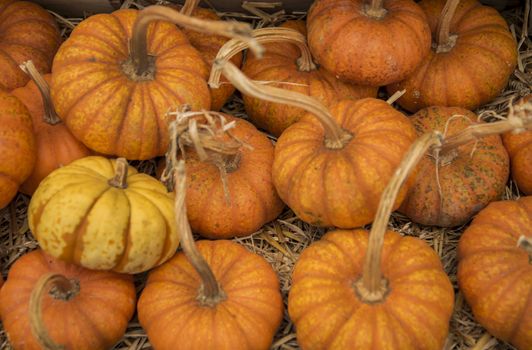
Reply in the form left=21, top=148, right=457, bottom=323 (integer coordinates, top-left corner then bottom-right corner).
left=502, top=95, right=532, bottom=195
left=306, top=0, right=431, bottom=86
left=0, top=89, right=35, bottom=209
left=12, top=61, right=91, bottom=195
left=399, top=106, right=509, bottom=227
left=387, top=0, right=518, bottom=112
left=28, top=156, right=178, bottom=274
left=0, top=249, right=136, bottom=350
left=458, top=196, right=531, bottom=349
left=138, top=161, right=283, bottom=350
left=0, top=0, right=61, bottom=90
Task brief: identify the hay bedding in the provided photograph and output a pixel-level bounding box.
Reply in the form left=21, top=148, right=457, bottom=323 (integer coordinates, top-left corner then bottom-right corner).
left=0, top=0, right=530, bottom=349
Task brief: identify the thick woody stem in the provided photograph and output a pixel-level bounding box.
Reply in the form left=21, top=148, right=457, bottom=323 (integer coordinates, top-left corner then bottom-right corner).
left=215, top=60, right=352, bottom=149
left=365, top=0, right=387, bottom=18
left=180, top=0, right=200, bottom=16
left=209, top=27, right=316, bottom=87
left=436, top=0, right=460, bottom=52
left=29, top=273, right=80, bottom=350
left=130, top=5, right=262, bottom=75
left=174, top=160, right=225, bottom=305
left=517, top=235, right=532, bottom=259
left=108, top=158, right=129, bottom=189
left=19, top=61, right=61, bottom=125
left=355, top=132, right=443, bottom=302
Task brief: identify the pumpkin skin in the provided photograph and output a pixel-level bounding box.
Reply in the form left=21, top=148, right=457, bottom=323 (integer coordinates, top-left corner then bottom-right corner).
left=458, top=197, right=531, bottom=349
left=138, top=239, right=283, bottom=350
left=0, top=249, right=136, bottom=350
left=11, top=74, right=92, bottom=195
left=242, top=20, right=377, bottom=137
left=399, top=106, right=510, bottom=227
left=51, top=9, right=211, bottom=160
left=28, top=156, right=178, bottom=274
left=0, top=0, right=61, bottom=90
left=387, top=0, right=517, bottom=112
left=306, top=0, right=431, bottom=86
left=273, top=98, right=417, bottom=228
left=502, top=95, right=532, bottom=195
left=0, top=90, right=35, bottom=209
left=289, top=229, right=454, bottom=349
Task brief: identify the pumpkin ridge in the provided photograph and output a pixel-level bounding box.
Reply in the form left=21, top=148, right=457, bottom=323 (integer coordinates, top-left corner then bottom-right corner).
left=321, top=154, right=335, bottom=225
left=281, top=150, right=320, bottom=204
left=113, top=82, right=138, bottom=151
left=321, top=302, right=362, bottom=350
left=214, top=249, right=250, bottom=285
left=240, top=176, right=270, bottom=224
left=342, top=150, right=379, bottom=217
left=383, top=302, right=419, bottom=347
left=0, top=170, right=20, bottom=186
left=459, top=246, right=529, bottom=260
left=389, top=15, right=426, bottom=51
left=63, top=41, right=127, bottom=63
left=142, top=85, right=165, bottom=156
left=322, top=234, right=363, bottom=276
left=388, top=285, right=452, bottom=317
left=70, top=300, right=113, bottom=346
left=0, top=44, right=20, bottom=73
left=458, top=41, right=514, bottom=67
left=89, top=13, right=129, bottom=48
left=107, top=191, right=131, bottom=270
left=508, top=287, right=532, bottom=341
left=317, top=12, right=359, bottom=58
left=68, top=31, right=128, bottom=59
left=308, top=0, right=354, bottom=20
left=143, top=295, right=198, bottom=323
left=217, top=302, right=254, bottom=349
left=468, top=265, right=528, bottom=302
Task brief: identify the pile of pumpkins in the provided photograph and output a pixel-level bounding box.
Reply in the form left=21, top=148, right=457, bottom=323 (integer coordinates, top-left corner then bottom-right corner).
left=0, top=0, right=530, bottom=349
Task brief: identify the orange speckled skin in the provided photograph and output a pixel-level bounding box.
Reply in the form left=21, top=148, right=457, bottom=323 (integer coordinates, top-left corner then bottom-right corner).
left=138, top=240, right=283, bottom=350
left=458, top=197, right=532, bottom=349
left=307, top=0, right=431, bottom=86
left=399, top=106, right=509, bottom=227
left=0, top=90, right=35, bottom=209
left=502, top=95, right=532, bottom=195
left=387, top=0, right=517, bottom=112
left=273, top=98, right=416, bottom=228
left=289, top=230, right=454, bottom=350
left=11, top=75, right=92, bottom=195
left=0, top=249, right=136, bottom=350
left=243, top=20, right=377, bottom=137
left=0, top=0, right=61, bottom=90
left=51, top=9, right=211, bottom=160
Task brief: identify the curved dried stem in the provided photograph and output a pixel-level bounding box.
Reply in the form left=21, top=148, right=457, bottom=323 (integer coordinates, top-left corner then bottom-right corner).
left=209, top=27, right=316, bottom=87
left=19, top=61, right=61, bottom=125
left=130, top=5, right=262, bottom=75
left=436, top=0, right=460, bottom=52
left=180, top=0, right=200, bottom=16
left=108, top=158, right=129, bottom=189
left=355, top=132, right=444, bottom=302
left=214, top=60, right=352, bottom=149
left=29, top=273, right=80, bottom=350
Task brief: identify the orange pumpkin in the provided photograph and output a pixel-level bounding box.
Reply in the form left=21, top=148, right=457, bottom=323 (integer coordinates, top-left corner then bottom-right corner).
left=399, top=106, right=509, bottom=227
left=306, top=0, right=431, bottom=86
left=458, top=196, right=531, bottom=349
left=387, top=0, right=517, bottom=112
left=0, top=249, right=136, bottom=350
left=0, top=0, right=61, bottom=90
left=11, top=62, right=91, bottom=195
left=0, top=89, right=35, bottom=209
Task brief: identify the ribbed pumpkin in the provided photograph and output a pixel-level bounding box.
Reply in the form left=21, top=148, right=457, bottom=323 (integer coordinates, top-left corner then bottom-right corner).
left=399, top=106, right=509, bottom=227
left=11, top=62, right=91, bottom=195
left=0, top=249, right=136, bottom=350
left=502, top=95, right=532, bottom=195
left=306, top=0, right=431, bottom=86
left=0, top=89, right=35, bottom=209
left=0, top=0, right=61, bottom=90
left=387, top=0, right=517, bottom=112
left=28, top=156, right=178, bottom=273
left=51, top=6, right=255, bottom=160
left=458, top=197, right=531, bottom=349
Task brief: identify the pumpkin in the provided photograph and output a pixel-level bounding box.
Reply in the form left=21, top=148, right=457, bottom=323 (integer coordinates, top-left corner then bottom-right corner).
left=288, top=132, right=455, bottom=349
left=0, top=249, right=136, bottom=350
left=51, top=6, right=256, bottom=160
left=399, top=106, right=509, bottom=227
left=306, top=0, right=431, bottom=86
left=458, top=196, right=531, bottom=349
left=158, top=111, right=284, bottom=239
left=387, top=0, right=517, bottom=112
left=0, top=0, right=61, bottom=90
left=502, top=95, right=532, bottom=195
left=12, top=61, right=91, bottom=195
left=211, top=22, right=376, bottom=137
left=28, top=156, right=178, bottom=274
left=0, top=89, right=35, bottom=209
left=138, top=160, right=283, bottom=350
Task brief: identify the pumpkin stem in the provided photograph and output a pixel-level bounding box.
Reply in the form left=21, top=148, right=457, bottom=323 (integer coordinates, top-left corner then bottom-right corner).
left=209, top=27, right=316, bottom=88
left=29, top=273, right=81, bottom=350
left=365, top=0, right=387, bottom=19
left=386, top=89, right=406, bottom=105
left=435, top=0, right=460, bottom=53
left=517, top=235, right=532, bottom=261
left=108, top=158, right=129, bottom=189
left=355, top=132, right=444, bottom=302
left=19, top=61, right=61, bottom=125
left=173, top=159, right=226, bottom=305
left=180, top=0, right=200, bottom=16
left=214, top=59, right=353, bottom=149
left=130, top=5, right=262, bottom=76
